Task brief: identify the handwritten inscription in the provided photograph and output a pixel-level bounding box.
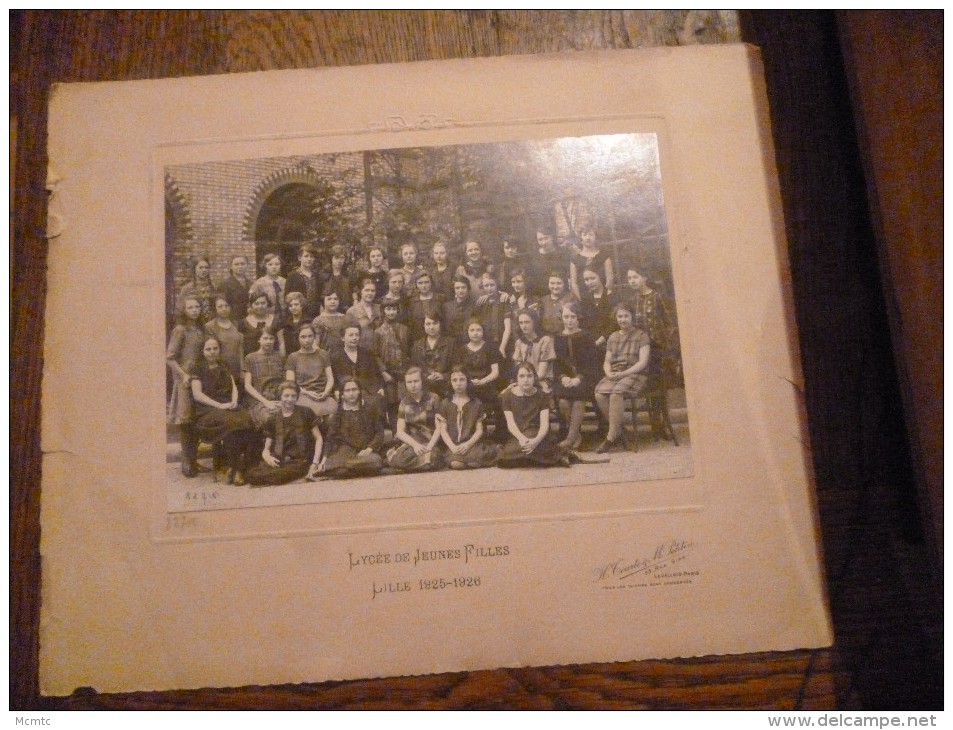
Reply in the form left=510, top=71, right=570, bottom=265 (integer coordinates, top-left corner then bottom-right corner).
left=165, top=514, right=199, bottom=531
left=595, top=539, right=699, bottom=590
left=184, top=490, right=220, bottom=507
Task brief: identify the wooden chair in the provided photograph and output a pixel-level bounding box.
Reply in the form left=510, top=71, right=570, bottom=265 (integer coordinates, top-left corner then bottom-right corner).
left=624, top=372, right=679, bottom=451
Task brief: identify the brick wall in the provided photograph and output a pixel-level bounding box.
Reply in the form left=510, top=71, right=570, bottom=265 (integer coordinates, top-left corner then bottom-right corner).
left=166, top=153, right=365, bottom=292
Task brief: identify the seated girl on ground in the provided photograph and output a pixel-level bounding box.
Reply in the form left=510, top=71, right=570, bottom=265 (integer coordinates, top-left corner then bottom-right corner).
left=498, top=361, right=569, bottom=469
left=386, top=367, right=441, bottom=472
left=435, top=365, right=499, bottom=470
left=314, top=377, right=385, bottom=479
left=247, top=381, right=324, bottom=487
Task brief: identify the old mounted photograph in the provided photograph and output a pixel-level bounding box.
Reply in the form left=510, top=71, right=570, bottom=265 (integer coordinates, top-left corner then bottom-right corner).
left=164, top=133, right=693, bottom=512
left=42, top=47, right=832, bottom=695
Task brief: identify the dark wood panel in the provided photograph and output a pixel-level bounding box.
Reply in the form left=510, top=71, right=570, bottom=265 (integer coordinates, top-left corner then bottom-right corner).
left=837, top=9, right=943, bottom=582
left=221, top=10, right=739, bottom=71
left=740, top=10, right=942, bottom=711
left=36, top=651, right=830, bottom=711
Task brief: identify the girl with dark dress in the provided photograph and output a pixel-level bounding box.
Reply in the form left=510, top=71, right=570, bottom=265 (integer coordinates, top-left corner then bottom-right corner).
left=497, top=236, right=528, bottom=297
left=220, top=255, right=252, bottom=320
left=284, top=243, right=322, bottom=319
left=498, top=361, right=569, bottom=468
left=330, top=324, right=387, bottom=400
left=623, top=264, right=676, bottom=370
left=386, top=367, right=441, bottom=471
left=456, top=319, right=503, bottom=436
left=166, top=296, right=206, bottom=477
left=239, top=289, right=282, bottom=357
left=442, top=275, right=476, bottom=344
left=190, top=336, right=255, bottom=485
left=474, top=272, right=512, bottom=360
left=364, top=245, right=389, bottom=300
left=405, top=270, right=445, bottom=345
left=436, top=366, right=499, bottom=470
left=279, top=291, right=309, bottom=356
left=314, top=377, right=385, bottom=479
left=527, top=224, right=570, bottom=297
left=319, top=244, right=355, bottom=310
left=553, top=301, right=602, bottom=451
left=410, top=312, right=453, bottom=398
left=569, top=226, right=614, bottom=299
left=246, top=381, right=324, bottom=486
left=578, top=266, right=621, bottom=349
left=429, top=241, right=455, bottom=300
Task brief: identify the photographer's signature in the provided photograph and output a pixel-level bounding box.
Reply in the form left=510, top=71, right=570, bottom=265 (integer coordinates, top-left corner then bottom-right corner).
left=596, top=539, right=696, bottom=582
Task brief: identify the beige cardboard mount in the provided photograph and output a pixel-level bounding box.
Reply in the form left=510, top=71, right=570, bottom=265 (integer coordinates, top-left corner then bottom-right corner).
left=41, top=45, right=831, bottom=694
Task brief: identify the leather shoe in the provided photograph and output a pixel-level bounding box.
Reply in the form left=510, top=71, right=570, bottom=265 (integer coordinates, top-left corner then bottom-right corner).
left=595, top=438, right=621, bottom=454
left=232, top=471, right=246, bottom=486
left=181, top=461, right=198, bottom=478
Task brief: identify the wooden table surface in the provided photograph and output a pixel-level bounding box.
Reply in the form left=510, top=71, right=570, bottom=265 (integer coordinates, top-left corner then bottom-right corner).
left=10, top=10, right=941, bottom=710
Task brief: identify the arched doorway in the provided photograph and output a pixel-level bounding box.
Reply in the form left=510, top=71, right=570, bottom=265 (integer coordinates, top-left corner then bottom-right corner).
left=246, top=164, right=365, bottom=278
left=254, top=182, right=318, bottom=273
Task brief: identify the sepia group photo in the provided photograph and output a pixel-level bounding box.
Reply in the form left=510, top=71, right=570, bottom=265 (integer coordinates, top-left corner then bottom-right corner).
left=163, top=132, right=693, bottom=512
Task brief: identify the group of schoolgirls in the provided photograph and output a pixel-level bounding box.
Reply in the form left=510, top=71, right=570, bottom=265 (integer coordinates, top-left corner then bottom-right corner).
left=167, top=226, right=675, bottom=487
